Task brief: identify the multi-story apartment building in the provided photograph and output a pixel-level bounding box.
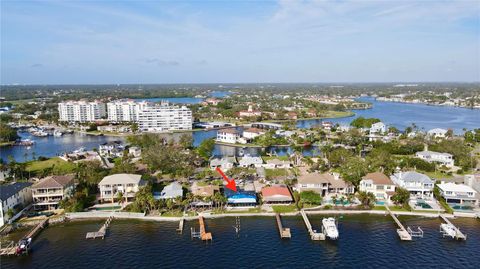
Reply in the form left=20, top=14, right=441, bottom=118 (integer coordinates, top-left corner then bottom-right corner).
left=58, top=100, right=106, bottom=122
left=106, top=99, right=149, bottom=122
left=137, top=101, right=192, bottom=132
left=0, top=182, right=33, bottom=226
left=32, top=175, right=75, bottom=210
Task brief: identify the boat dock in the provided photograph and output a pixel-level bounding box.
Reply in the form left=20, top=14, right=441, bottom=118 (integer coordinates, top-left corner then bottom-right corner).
left=177, top=218, right=184, bottom=234
left=385, top=205, right=412, bottom=241
left=198, top=216, right=212, bottom=241
left=0, top=218, right=49, bottom=256
left=300, top=210, right=325, bottom=241
left=86, top=215, right=113, bottom=239
left=440, top=215, right=467, bottom=240
left=276, top=214, right=291, bottom=239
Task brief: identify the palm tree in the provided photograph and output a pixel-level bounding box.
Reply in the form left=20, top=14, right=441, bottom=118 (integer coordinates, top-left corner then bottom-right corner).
left=116, top=191, right=124, bottom=205
left=356, top=191, right=376, bottom=208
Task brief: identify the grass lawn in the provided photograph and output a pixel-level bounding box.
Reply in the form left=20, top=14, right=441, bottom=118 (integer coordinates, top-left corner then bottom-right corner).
left=373, top=205, right=410, bottom=212
left=423, top=171, right=453, bottom=179
left=262, top=156, right=290, bottom=161
left=272, top=205, right=297, bottom=213
left=26, top=157, right=76, bottom=174
left=161, top=210, right=183, bottom=217
left=265, top=168, right=290, bottom=179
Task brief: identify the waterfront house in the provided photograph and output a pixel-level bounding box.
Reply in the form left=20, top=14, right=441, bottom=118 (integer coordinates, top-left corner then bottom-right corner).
left=32, top=175, right=75, bottom=211
left=216, top=128, right=240, bottom=144
left=242, top=128, right=266, bottom=140
left=436, top=182, right=478, bottom=206
left=156, top=182, right=183, bottom=200
left=225, top=189, right=257, bottom=207
left=427, top=128, right=448, bottom=138
left=359, top=172, right=396, bottom=202
left=191, top=181, right=219, bottom=197
left=261, top=185, right=293, bottom=204
left=296, top=172, right=354, bottom=196
left=98, top=174, right=144, bottom=202
left=391, top=171, right=434, bottom=198
left=99, top=140, right=125, bottom=158
left=210, top=156, right=237, bottom=171
left=415, top=150, right=454, bottom=168
left=0, top=182, right=33, bottom=226
left=238, top=155, right=264, bottom=168
left=464, top=174, right=480, bottom=193
left=263, top=159, right=292, bottom=169
left=369, top=122, right=386, bottom=134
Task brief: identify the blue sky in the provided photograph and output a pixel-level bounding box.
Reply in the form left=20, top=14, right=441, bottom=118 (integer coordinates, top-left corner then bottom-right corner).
left=1, top=0, right=479, bottom=84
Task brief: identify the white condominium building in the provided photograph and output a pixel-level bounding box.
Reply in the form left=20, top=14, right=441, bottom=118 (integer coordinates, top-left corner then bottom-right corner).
left=138, top=102, right=192, bottom=132
left=58, top=100, right=106, bottom=122
left=107, top=99, right=149, bottom=122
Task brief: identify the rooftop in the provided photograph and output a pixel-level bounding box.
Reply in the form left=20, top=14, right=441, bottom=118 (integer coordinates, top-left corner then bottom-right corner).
left=99, top=174, right=143, bottom=185
left=32, top=175, right=75, bottom=189
left=362, top=172, right=394, bottom=185
left=0, top=182, right=32, bottom=201
left=437, top=182, right=477, bottom=193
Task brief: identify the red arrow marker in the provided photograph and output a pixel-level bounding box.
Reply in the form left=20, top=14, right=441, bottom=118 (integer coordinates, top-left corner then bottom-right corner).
left=216, top=167, right=237, bottom=192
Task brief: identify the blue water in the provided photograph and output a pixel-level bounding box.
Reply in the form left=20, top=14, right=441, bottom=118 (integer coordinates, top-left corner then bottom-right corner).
left=1, top=215, right=479, bottom=269
left=3, top=97, right=478, bottom=162
left=297, top=97, right=480, bottom=133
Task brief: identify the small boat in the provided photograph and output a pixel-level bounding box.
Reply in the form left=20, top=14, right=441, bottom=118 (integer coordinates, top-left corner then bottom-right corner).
left=53, top=130, right=63, bottom=137
left=32, top=130, right=48, bottom=137
left=16, top=237, right=32, bottom=255
left=440, top=223, right=456, bottom=238
left=322, top=217, right=339, bottom=240
left=15, top=139, right=35, bottom=146
left=73, top=147, right=86, bottom=154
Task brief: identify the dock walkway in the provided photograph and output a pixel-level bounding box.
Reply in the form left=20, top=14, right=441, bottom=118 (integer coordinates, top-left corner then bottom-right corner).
left=198, top=216, right=212, bottom=241
left=440, top=215, right=467, bottom=240
left=177, top=218, right=184, bottom=234
left=86, top=215, right=113, bottom=239
left=300, top=210, right=325, bottom=240
left=385, top=205, right=412, bottom=241
left=0, top=218, right=49, bottom=256
left=0, top=241, right=16, bottom=256
left=276, top=214, right=291, bottom=239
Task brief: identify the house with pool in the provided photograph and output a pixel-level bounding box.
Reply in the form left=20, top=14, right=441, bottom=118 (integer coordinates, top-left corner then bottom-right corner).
left=225, top=188, right=257, bottom=208
left=391, top=171, right=434, bottom=198
left=359, top=172, right=396, bottom=204
left=436, top=182, right=478, bottom=209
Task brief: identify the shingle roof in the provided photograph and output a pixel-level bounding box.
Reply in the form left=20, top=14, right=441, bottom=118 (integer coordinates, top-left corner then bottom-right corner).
left=0, top=182, right=32, bottom=201
left=395, top=171, right=433, bottom=184
left=261, top=185, right=293, bottom=202
left=32, top=175, right=75, bottom=189
left=362, top=172, right=394, bottom=185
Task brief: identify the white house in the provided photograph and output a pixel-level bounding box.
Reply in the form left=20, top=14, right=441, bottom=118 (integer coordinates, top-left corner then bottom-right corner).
left=296, top=172, right=354, bottom=196
left=32, top=175, right=75, bottom=210
left=242, top=128, right=266, bottom=140
left=156, top=182, right=183, bottom=200
left=415, top=150, right=454, bottom=167
left=263, top=159, right=292, bottom=169
left=436, top=182, right=478, bottom=206
left=99, top=141, right=125, bottom=158
left=216, top=129, right=240, bottom=144
left=391, top=171, right=434, bottom=198
left=370, top=122, right=386, bottom=134
left=210, top=157, right=237, bottom=171
left=359, top=172, right=396, bottom=202
left=238, top=155, right=264, bottom=168
left=0, top=182, right=33, bottom=226
left=98, top=174, right=145, bottom=202
left=427, top=128, right=448, bottom=138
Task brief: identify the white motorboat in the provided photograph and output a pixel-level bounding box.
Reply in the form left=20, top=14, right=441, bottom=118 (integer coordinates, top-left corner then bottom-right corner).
left=53, top=130, right=63, bottom=137
left=440, top=223, right=456, bottom=238
left=322, top=217, right=339, bottom=240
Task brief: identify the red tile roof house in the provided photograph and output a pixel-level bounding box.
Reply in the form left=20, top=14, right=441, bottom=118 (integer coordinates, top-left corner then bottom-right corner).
left=261, top=185, right=293, bottom=204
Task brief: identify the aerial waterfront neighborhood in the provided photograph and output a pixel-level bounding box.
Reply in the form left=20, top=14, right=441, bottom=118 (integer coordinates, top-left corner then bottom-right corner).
left=1, top=0, right=480, bottom=268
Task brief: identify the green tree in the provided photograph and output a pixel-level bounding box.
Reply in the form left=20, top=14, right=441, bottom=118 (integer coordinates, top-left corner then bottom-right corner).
left=391, top=187, right=410, bottom=208
left=357, top=191, right=376, bottom=208
left=196, top=138, right=215, bottom=160
left=300, top=191, right=322, bottom=205
left=339, top=157, right=368, bottom=187
left=0, top=123, right=19, bottom=142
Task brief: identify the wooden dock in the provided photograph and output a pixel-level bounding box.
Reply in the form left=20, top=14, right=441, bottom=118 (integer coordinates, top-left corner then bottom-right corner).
left=440, top=215, right=467, bottom=240
left=0, top=218, right=49, bottom=256
left=385, top=205, right=412, bottom=241
left=0, top=241, right=17, bottom=256
left=177, top=218, right=185, bottom=234
left=300, top=210, right=325, bottom=241
left=276, top=214, right=291, bottom=239
left=198, top=216, right=212, bottom=241
left=86, top=216, right=113, bottom=239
